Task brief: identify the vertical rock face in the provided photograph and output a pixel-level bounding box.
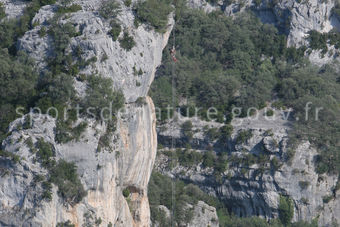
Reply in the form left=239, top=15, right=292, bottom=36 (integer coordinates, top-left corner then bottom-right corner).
left=0, top=0, right=173, bottom=226
left=155, top=109, right=340, bottom=226
left=187, top=201, right=219, bottom=227
left=188, top=0, right=340, bottom=63
left=1, top=0, right=27, bottom=19
left=255, top=0, right=337, bottom=47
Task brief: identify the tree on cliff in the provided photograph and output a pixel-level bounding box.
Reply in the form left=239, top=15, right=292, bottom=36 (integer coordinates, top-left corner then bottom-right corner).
left=278, top=195, right=294, bottom=226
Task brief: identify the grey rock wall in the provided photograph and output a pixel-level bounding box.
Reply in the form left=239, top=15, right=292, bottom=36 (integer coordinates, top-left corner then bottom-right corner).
left=156, top=109, right=340, bottom=226
left=0, top=0, right=173, bottom=226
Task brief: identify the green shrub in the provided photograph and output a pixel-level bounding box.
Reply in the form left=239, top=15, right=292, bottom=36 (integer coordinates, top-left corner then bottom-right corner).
left=108, top=20, right=121, bottom=41
left=218, top=124, right=233, bottom=145
left=0, top=50, right=38, bottom=142
left=42, top=188, right=52, bottom=201
left=136, top=97, right=146, bottom=106
left=95, top=217, right=102, bottom=225
left=97, top=120, right=117, bottom=151
left=57, top=4, right=82, bottom=14
left=0, top=0, right=50, bottom=51
left=265, top=108, right=274, bottom=116
left=286, top=149, right=296, bottom=164
left=55, top=121, right=88, bottom=144
left=148, top=171, right=221, bottom=225
left=270, top=157, right=281, bottom=171
left=39, top=26, right=47, bottom=37
left=203, top=150, right=215, bottom=168
left=322, top=195, right=333, bottom=203
left=0, top=3, right=6, bottom=20
left=205, top=127, right=219, bottom=141
left=298, top=181, right=310, bottom=190
left=236, top=130, right=253, bottom=144
left=0, top=150, right=20, bottom=163
left=136, top=80, right=141, bottom=86
left=124, top=0, right=132, bottom=7
left=101, top=53, right=108, bottom=62
left=181, top=120, right=193, bottom=142
left=42, top=181, right=52, bottom=201
left=99, top=0, right=121, bottom=19
left=46, top=22, right=80, bottom=75
left=278, top=196, right=294, bottom=225
left=134, top=0, right=172, bottom=33
left=119, top=31, right=135, bottom=51
left=82, top=75, right=124, bottom=120
left=36, top=138, right=54, bottom=166
left=254, top=0, right=262, bottom=6
left=308, top=30, right=328, bottom=52
left=123, top=188, right=130, bottom=197
left=49, top=159, right=87, bottom=204
left=175, top=149, right=203, bottom=167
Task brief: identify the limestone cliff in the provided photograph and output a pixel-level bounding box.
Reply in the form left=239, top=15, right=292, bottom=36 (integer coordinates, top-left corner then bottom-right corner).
left=0, top=0, right=173, bottom=226
left=188, top=0, right=340, bottom=64
left=155, top=109, right=340, bottom=226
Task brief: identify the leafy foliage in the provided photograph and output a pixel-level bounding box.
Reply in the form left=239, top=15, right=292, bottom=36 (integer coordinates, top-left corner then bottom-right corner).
left=99, top=0, right=121, bottom=19
left=236, top=130, right=253, bottom=144
left=0, top=2, right=5, bottom=20
left=49, top=160, right=87, bottom=204
left=82, top=75, right=124, bottom=120
left=57, top=4, right=82, bottom=14
left=36, top=138, right=55, bottom=167
left=0, top=150, right=20, bottom=163
left=151, top=7, right=340, bottom=176
left=134, top=0, right=173, bottom=33
left=56, top=221, right=75, bottom=227
left=148, top=171, right=221, bottom=225
left=0, top=50, right=38, bottom=142
left=0, top=0, right=54, bottom=52
left=277, top=65, right=340, bottom=174
left=123, top=188, right=130, bottom=197
left=119, top=31, right=136, bottom=51
left=181, top=120, right=193, bottom=142
left=108, top=20, right=121, bottom=41
left=278, top=196, right=294, bottom=225
left=150, top=9, right=303, bottom=122
left=149, top=171, right=316, bottom=227
left=55, top=121, right=88, bottom=144
left=308, top=29, right=340, bottom=54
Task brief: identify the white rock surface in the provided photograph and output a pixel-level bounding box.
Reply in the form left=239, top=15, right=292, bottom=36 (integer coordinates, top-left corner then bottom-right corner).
left=0, top=0, right=27, bottom=19
left=0, top=0, right=173, bottom=226
left=187, top=201, right=219, bottom=227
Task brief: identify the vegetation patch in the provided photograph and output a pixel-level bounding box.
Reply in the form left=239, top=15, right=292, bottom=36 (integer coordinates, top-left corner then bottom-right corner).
left=108, top=20, right=121, bottom=41
left=278, top=195, right=294, bottom=225
left=56, top=220, right=75, bottom=227
left=57, top=4, right=82, bottom=14
left=133, top=0, right=173, bottom=33
left=0, top=150, right=20, bottom=163
left=99, top=0, right=121, bottom=19
left=236, top=130, right=253, bottom=144
left=123, top=187, right=130, bottom=197
left=298, top=181, right=310, bottom=190
left=36, top=138, right=55, bottom=167
left=81, top=75, right=124, bottom=120
left=55, top=121, right=88, bottom=144
left=119, top=31, right=136, bottom=51
left=49, top=159, right=87, bottom=204
left=0, top=3, right=5, bottom=20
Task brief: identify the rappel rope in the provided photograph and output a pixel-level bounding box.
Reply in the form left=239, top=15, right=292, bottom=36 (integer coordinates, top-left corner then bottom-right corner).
left=171, top=16, right=177, bottom=227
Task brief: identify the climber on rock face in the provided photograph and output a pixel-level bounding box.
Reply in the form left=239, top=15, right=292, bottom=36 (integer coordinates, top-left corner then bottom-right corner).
left=170, top=46, right=177, bottom=62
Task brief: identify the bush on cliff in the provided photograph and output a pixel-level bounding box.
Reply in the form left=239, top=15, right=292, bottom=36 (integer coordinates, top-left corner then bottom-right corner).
left=134, top=0, right=172, bottom=33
